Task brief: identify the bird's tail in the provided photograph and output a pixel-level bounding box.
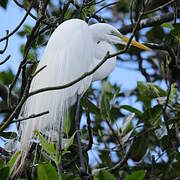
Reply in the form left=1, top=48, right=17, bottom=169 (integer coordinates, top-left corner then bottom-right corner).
left=12, top=75, right=73, bottom=176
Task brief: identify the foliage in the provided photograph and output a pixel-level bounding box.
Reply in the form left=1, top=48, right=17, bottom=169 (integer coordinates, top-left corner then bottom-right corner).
left=0, top=151, right=20, bottom=179
left=0, top=0, right=180, bottom=179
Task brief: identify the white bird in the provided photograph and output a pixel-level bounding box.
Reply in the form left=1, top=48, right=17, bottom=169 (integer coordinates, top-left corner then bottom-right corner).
left=16, top=19, right=149, bottom=173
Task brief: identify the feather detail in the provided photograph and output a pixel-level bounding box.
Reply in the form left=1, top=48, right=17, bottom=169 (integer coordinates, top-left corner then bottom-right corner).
left=13, top=19, right=94, bottom=175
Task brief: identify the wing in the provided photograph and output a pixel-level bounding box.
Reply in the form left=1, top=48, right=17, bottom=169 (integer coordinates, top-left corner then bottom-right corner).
left=33, top=19, right=94, bottom=97
left=92, top=41, right=116, bottom=81
left=22, top=19, right=94, bottom=144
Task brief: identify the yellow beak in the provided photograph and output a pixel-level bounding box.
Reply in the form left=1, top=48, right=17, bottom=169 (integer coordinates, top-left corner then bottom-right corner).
left=121, top=35, right=151, bottom=51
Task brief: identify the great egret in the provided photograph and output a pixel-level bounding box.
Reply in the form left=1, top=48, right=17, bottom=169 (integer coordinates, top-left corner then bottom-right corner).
left=15, top=19, right=150, bottom=175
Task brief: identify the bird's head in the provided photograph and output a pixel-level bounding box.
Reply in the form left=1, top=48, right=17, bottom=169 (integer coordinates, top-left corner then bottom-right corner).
left=90, top=23, right=150, bottom=51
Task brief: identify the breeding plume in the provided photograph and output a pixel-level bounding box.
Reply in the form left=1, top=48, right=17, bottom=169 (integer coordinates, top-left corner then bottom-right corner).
left=17, top=19, right=150, bottom=172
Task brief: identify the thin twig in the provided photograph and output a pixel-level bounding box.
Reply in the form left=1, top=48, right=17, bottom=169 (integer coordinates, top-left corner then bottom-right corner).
left=85, top=97, right=93, bottom=151
left=83, top=0, right=105, bottom=7
left=0, top=55, right=11, bottom=66
left=32, top=65, right=47, bottom=78
left=94, top=1, right=119, bottom=15
left=20, top=1, right=49, bottom=99
left=162, top=84, right=172, bottom=134
left=13, top=0, right=55, bottom=26
left=0, top=2, right=34, bottom=43
left=143, top=0, right=175, bottom=16
left=129, top=0, right=135, bottom=27
left=8, top=61, right=24, bottom=108
left=105, top=119, right=122, bottom=147
left=119, top=12, right=175, bottom=34
left=58, top=120, right=62, bottom=180
left=173, top=0, right=177, bottom=24
left=0, top=30, right=9, bottom=54
left=28, top=8, right=145, bottom=98
left=146, top=43, right=176, bottom=61
left=13, top=0, right=37, bottom=20
left=0, top=61, right=46, bottom=132
left=109, top=138, right=135, bottom=172
left=0, top=76, right=32, bottom=132
left=12, top=111, right=49, bottom=123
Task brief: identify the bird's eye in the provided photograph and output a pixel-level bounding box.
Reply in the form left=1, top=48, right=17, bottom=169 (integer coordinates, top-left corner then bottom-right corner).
left=97, top=41, right=100, bottom=44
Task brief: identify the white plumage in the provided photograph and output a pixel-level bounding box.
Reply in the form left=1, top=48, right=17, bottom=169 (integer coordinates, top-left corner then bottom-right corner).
left=15, top=19, right=149, bottom=172
left=20, top=19, right=117, bottom=153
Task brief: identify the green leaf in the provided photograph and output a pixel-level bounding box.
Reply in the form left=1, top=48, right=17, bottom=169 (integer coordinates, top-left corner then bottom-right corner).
left=20, top=44, right=37, bottom=59
left=0, top=167, right=9, bottom=180
left=98, top=170, right=116, bottom=180
left=176, top=153, right=180, bottom=162
left=38, top=163, right=59, bottom=180
left=8, top=151, right=20, bottom=173
left=0, top=0, right=8, bottom=9
left=0, top=160, right=5, bottom=169
left=64, top=8, right=74, bottom=20
left=120, top=105, right=142, bottom=117
left=24, top=25, right=32, bottom=33
left=81, top=8, right=88, bottom=20
left=130, top=134, right=148, bottom=162
left=121, top=113, right=135, bottom=134
left=20, top=44, right=25, bottom=55
left=18, top=24, right=32, bottom=37
left=110, top=106, right=122, bottom=121
left=101, top=93, right=111, bottom=120
left=142, top=105, right=162, bottom=126
left=0, top=132, right=17, bottom=139
left=172, top=161, right=180, bottom=176
left=84, top=98, right=100, bottom=116
left=124, top=170, right=146, bottom=180
left=63, top=131, right=76, bottom=153
left=171, top=23, right=180, bottom=43
left=137, top=81, right=167, bottom=107
left=35, top=130, right=55, bottom=158
left=169, top=83, right=178, bottom=105
left=0, top=68, right=14, bottom=86
left=102, top=81, right=113, bottom=94
left=161, top=23, right=174, bottom=30
left=73, top=177, right=81, bottom=180
left=146, top=26, right=165, bottom=42
left=63, top=111, right=71, bottom=137
left=89, top=5, right=95, bottom=13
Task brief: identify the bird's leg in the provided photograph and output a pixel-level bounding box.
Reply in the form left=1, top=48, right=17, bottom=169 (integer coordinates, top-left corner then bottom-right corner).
left=75, top=95, right=86, bottom=174
left=58, top=120, right=62, bottom=180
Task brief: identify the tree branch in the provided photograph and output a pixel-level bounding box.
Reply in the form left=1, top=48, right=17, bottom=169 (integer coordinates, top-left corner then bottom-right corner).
left=12, top=110, right=49, bottom=123
left=119, top=12, right=175, bottom=34
left=0, top=55, right=11, bottom=66
left=0, top=83, right=18, bottom=105
left=0, top=2, right=34, bottom=43
left=0, top=30, right=9, bottom=54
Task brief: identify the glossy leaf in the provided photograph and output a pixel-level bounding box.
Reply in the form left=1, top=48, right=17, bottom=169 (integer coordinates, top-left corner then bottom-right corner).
left=35, top=130, right=55, bottom=158
left=63, top=131, right=76, bottom=153
left=8, top=151, right=20, bottom=173
left=63, top=111, right=71, bottom=137
left=38, top=163, right=59, bottom=180
left=125, top=170, right=146, bottom=180
left=130, top=134, right=148, bottom=162
left=98, top=170, right=116, bottom=180
left=171, top=23, right=180, bottom=43
left=0, top=160, right=5, bottom=169
left=161, top=23, right=174, bottom=30
left=101, top=93, right=111, bottom=120
left=120, top=105, right=142, bottom=117
left=0, top=68, right=14, bottom=86
left=137, top=82, right=167, bottom=107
